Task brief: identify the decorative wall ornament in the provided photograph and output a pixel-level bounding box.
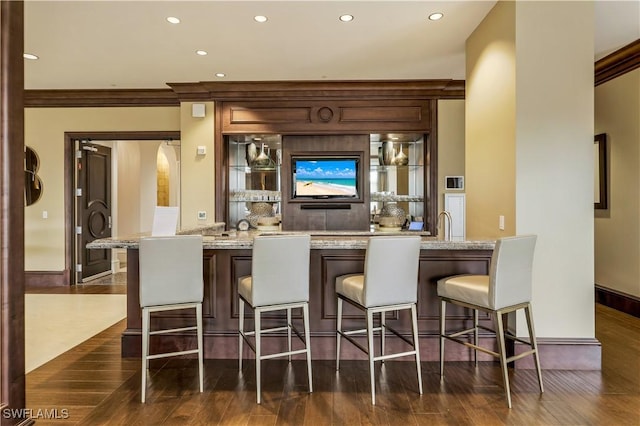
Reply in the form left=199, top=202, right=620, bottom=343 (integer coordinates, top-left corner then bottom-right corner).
left=594, top=133, right=607, bottom=210
left=25, top=146, right=43, bottom=206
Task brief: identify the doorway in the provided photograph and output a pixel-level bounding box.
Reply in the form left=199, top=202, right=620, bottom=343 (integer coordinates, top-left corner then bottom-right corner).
left=64, top=131, right=180, bottom=285
left=77, top=141, right=112, bottom=282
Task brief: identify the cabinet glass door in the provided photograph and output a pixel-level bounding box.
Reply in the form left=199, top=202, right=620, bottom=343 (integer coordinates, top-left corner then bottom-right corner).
left=227, top=135, right=282, bottom=228
left=370, top=133, right=424, bottom=226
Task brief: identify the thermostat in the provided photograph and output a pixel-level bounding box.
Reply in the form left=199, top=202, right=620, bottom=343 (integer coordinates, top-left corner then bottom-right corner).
left=445, top=176, right=464, bottom=190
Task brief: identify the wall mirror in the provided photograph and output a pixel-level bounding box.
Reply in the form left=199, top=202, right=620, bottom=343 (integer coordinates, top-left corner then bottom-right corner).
left=25, top=146, right=44, bottom=206
left=594, top=133, right=607, bottom=210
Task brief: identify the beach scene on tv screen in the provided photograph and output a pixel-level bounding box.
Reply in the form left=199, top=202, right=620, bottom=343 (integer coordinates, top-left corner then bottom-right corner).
left=295, top=159, right=357, bottom=197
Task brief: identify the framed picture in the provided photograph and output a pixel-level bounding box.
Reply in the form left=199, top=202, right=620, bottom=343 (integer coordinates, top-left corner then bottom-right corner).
left=594, top=133, right=607, bottom=209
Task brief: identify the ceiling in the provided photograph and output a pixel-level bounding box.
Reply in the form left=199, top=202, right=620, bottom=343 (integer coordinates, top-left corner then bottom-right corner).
left=23, top=1, right=640, bottom=90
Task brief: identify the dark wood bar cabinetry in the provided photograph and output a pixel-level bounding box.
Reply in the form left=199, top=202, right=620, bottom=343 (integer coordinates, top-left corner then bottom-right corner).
left=166, top=80, right=465, bottom=235
left=115, top=235, right=493, bottom=361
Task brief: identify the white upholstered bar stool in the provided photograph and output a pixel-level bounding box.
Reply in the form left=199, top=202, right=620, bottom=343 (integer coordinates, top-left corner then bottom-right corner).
left=139, top=235, right=204, bottom=403
left=335, top=236, right=423, bottom=405
left=238, top=234, right=312, bottom=404
left=437, top=234, right=543, bottom=408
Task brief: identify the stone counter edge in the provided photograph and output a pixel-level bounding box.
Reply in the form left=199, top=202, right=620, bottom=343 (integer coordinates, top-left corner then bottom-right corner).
left=88, top=233, right=495, bottom=251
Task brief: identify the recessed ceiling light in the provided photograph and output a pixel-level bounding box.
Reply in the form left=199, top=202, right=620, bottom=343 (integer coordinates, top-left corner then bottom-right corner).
left=196, top=50, right=208, bottom=56
left=23, top=53, right=39, bottom=60
left=339, top=14, right=354, bottom=22
left=429, top=12, right=444, bottom=21
left=254, top=15, right=268, bottom=23
left=166, top=16, right=180, bottom=24
left=215, top=73, right=226, bottom=78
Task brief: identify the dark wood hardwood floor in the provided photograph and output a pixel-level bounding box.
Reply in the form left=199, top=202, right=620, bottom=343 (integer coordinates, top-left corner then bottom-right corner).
left=25, top=299, right=639, bottom=425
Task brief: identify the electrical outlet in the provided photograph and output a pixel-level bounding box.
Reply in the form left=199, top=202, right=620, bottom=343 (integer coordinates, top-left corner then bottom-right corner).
left=197, top=211, right=207, bottom=220
left=499, top=215, right=505, bottom=231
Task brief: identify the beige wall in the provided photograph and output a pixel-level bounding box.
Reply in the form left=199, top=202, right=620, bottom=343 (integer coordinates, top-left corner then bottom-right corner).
left=437, top=99, right=465, bottom=217
left=437, top=99, right=466, bottom=239
left=179, top=102, right=216, bottom=229
left=114, top=142, right=141, bottom=237
left=466, top=1, right=595, bottom=338
left=595, top=68, right=640, bottom=298
left=24, top=107, right=179, bottom=271
left=465, top=0, right=516, bottom=239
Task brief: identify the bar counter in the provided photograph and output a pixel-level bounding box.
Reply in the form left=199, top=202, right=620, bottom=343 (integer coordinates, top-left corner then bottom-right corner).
left=89, top=231, right=495, bottom=360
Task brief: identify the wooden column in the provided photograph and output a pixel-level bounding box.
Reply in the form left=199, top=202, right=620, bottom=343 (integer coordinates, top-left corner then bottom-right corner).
left=1, top=1, right=28, bottom=424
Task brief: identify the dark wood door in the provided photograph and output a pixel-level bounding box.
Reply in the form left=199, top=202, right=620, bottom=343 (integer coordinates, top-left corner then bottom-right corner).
left=77, top=142, right=112, bottom=281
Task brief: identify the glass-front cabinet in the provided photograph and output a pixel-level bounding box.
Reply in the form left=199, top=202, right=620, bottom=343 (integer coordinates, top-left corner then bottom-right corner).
left=227, top=134, right=282, bottom=229
left=369, top=133, right=425, bottom=230
left=226, top=133, right=426, bottom=231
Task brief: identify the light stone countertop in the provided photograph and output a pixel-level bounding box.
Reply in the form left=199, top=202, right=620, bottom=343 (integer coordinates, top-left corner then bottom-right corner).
left=87, top=229, right=495, bottom=251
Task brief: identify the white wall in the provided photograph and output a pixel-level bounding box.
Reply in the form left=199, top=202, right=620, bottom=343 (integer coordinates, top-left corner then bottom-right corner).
left=138, top=142, right=162, bottom=232
left=515, top=1, right=595, bottom=339
left=466, top=1, right=595, bottom=338
left=114, top=140, right=164, bottom=235
left=115, top=142, right=141, bottom=237
left=160, top=143, right=181, bottom=207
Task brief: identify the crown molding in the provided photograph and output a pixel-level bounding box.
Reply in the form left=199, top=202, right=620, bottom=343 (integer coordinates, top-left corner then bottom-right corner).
left=24, top=89, right=179, bottom=107
left=166, top=79, right=466, bottom=101
left=595, top=39, right=640, bottom=86
left=24, top=81, right=464, bottom=107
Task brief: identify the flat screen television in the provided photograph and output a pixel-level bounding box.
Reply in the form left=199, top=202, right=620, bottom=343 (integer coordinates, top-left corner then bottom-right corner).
left=292, top=157, right=359, bottom=199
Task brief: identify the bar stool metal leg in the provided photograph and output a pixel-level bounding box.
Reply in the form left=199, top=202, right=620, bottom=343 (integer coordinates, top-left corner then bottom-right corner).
left=303, top=304, right=313, bottom=392
left=366, top=309, right=376, bottom=405
left=380, top=312, right=386, bottom=363
left=494, top=310, right=512, bottom=409
left=525, top=303, right=544, bottom=393
left=336, top=298, right=343, bottom=371
left=287, top=307, right=292, bottom=362
left=255, top=309, right=262, bottom=404
left=439, top=299, right=446, bottom=379
left=411, top=304, right=423, bottom=395
left=238, top=298, right=245, bottom=371
left=141, top=307, right=150, bottom=403
left=473, top=309, right=479, bottom=367
left=196, top=304, right=204, bottom=393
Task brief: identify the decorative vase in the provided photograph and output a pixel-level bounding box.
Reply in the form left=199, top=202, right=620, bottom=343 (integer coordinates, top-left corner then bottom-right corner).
left=381, top=141, right=395, bottom=166
left=252, top=143, right=271, bottom=168
left=245, top=142, right=258, bottom=166
left=379, top=202, right=406, bottom=227
left=246, top=201, right=275, bottom=227
left=378, top=146, right=385, bottom=165
left=393, top=144, right=408, bottom=166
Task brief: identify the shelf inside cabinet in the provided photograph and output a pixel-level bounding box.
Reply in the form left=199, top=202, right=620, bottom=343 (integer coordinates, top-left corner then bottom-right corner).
left=229, top=190, right=281, bottom=202
left=370, top=192, right=424, bottom=202
left=229, top=165, right=278, bottom=172
left=370, top=164, right=423, bottom=172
